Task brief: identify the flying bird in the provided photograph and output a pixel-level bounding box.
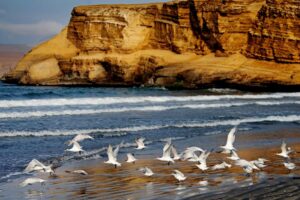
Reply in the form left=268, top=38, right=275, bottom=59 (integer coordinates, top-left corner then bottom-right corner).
left=135, top=137, right=146, bottom=150
left=220, top=127, right=237, bottom=154
left=126, top=153, right=137, bottom=164
left=104, top=144, right=121, bottom=168
left=68, top=133, right=94, bottom=146
left=235, top=159, right=259, bottom=175
left=227, top=150, right=240, bottom=161
left=20, top=178, right=46, bottom=187
left=211, top=161, right=232, bottom=170
left=24, top=159, right=54, bottom=175
left=139, top=167, right=154, bottom=177
left=172, top=170, right=186, bottom=182
left=195, top=150, right=211, bottom=171
left=276, top=141, right=293, bottom=158
left=251, top=158, right=268, bottom=168
left=66, top=141, right=84, bottom=153
left=157, top=141, right=174, bottom=165
left=196, top=161, right=209, bottom=171
left=182, top=146, right=204, bottom=161
left=191, top=150, right=210, bottom=163
left=284, top=161, right=296, bottom=171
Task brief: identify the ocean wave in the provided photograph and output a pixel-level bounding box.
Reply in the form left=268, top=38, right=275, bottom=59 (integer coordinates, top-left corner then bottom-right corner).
left=0, top=101, right=298, bottom=119
left=0, top=115, right=299, bottom=138
left=0, top=172, right=26, bottom=181
left=0, top=93, right=300, bottom=108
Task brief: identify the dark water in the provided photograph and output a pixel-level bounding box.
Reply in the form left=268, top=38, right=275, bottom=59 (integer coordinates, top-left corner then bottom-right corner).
left=0, top=82, right=300, bottom=190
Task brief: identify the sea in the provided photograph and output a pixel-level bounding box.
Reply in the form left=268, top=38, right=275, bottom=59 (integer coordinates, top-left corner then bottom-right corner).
left=0, top=82, right=299, bottom=199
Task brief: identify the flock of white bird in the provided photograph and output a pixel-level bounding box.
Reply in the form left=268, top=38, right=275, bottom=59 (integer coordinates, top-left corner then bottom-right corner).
left=20, top=127, right=297, bottom=187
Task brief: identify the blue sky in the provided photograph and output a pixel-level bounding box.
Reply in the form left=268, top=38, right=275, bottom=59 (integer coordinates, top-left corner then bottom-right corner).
left=0, top=0, right=167, bottom=45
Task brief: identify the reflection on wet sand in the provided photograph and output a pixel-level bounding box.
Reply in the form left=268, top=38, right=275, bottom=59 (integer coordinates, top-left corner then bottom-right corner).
left=39, top=143, right=300, bottom=200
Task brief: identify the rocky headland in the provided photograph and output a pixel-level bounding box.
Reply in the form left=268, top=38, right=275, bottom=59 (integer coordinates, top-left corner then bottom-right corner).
left=4, top=0, right=300, bottom=90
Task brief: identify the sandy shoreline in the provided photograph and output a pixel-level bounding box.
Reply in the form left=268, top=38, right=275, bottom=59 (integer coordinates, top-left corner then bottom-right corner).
left=1, top=128, right=299, bottom=199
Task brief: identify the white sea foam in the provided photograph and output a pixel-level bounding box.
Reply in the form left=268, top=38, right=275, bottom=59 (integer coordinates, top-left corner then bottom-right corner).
left=0, top=172, right=25, bottom=181
left=0, top=93, right=300, bottom=108
left=0, top=101, right=298, bottom=119
left=0, top=115, right=299, bottom=138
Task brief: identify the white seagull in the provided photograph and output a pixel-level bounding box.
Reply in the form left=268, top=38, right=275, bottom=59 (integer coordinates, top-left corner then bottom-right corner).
left=276, top=141, right=292, bottom=158
left=191, top=150, right=210, bottom=163
left=157, top=141, right=174, bottom=165
left=227, top=150, right=240, bottom=161
left=235, top=159, right=259, bottom=175
left=20, top=178, right=46, bottom=187
left=172, top=170, right=186, bottom=182
left=196, top=161, right=209, bottom=171
left=24, top=159, right=54, bottom=175
left=211, top=161, right=232, bottom=170
left=220, top=127, right=237, bottom=153
left=66, top=141, right=84, bottom=153
left=104, top=144, right=121, bottom=168
left=251, top=158, right=268, bottom=168
left=182, top=146, right=204, bottom=161
left=196, top=151, right=211, bottom=171
left=135, top=137, right=146, bottom=150
left=126, top=153, right=137, bottom=163
left=139, top=167, right=154, bottom=177
left=284, top=161, right=296, bottom=171
left=65, top=170, right=88, bottom=175
left=68, top=133, right=94, bottom=146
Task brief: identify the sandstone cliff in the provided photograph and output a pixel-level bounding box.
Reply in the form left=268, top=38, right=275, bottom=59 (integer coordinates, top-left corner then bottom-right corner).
left=4, top=0, right=300, bottom=90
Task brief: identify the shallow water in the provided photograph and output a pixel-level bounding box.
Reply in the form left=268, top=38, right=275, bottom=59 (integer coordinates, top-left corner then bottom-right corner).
left=0, top=82, right=299, bottom=199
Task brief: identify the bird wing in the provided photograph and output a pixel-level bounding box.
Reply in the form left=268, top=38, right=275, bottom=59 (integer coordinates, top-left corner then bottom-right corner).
left=82, top=134, right=94, bottom=141
left=138, top=137, right=145, bottom=143
left=281, top=141, right=287, bottom=154
left=235, top=159, right=250, bottom=167
left=225, top=127, right=236, bottom=147
left=186, top=146, right=204, bottom=152
left=199, top=151, right=210, bottom=163
left=73, top=141, right=82, bottom=151
left=136, top=138, right=145, bottom=147
left=113, top=144, right=120, bottom=158
left=24, top=159, right=45, bottom=172
left=183, top=148, right=202, bottom=160
left=231, top=150, right=239, bottom=159
left=163, top=143, right=172, bottom=158
left=174, top=170, right=184, bottom=177
left=145, top=167, right=153, bottom=174
left=163, top=141, right=171, bottom=153
left=171, top=146, right=179, bottom=158
left=127, top=153, right=135, bottom=161
left=107, top=145, right=115, bottom=161
left=70, top=134, right=94, bottom=145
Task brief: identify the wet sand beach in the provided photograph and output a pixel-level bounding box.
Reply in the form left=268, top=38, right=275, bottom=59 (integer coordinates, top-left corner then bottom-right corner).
left=1, top=128, right=299, bottom=200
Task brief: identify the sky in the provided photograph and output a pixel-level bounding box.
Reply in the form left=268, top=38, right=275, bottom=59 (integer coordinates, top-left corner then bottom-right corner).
left=0, top=0, right=167, bottom=45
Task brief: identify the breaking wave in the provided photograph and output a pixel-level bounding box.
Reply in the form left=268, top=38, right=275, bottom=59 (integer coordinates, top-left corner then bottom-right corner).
left=0, top=93, right=300, bottom=108
left=0, top=115, right=299, bottom=137
left=0, top=101, right=298, bottom=119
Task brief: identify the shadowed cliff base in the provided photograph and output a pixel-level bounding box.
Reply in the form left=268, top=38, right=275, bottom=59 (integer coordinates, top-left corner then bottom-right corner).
left=4, top=0, right=300, bottom=90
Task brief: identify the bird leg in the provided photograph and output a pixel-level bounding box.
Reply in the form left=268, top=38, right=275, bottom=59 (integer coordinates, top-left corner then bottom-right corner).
left=114, top=164, right=117, bottom=169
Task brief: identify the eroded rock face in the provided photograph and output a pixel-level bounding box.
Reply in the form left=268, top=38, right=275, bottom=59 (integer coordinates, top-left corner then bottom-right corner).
left=245, top=0, right=300, bottom=63
left=4, top=0, right=300, bottom=90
